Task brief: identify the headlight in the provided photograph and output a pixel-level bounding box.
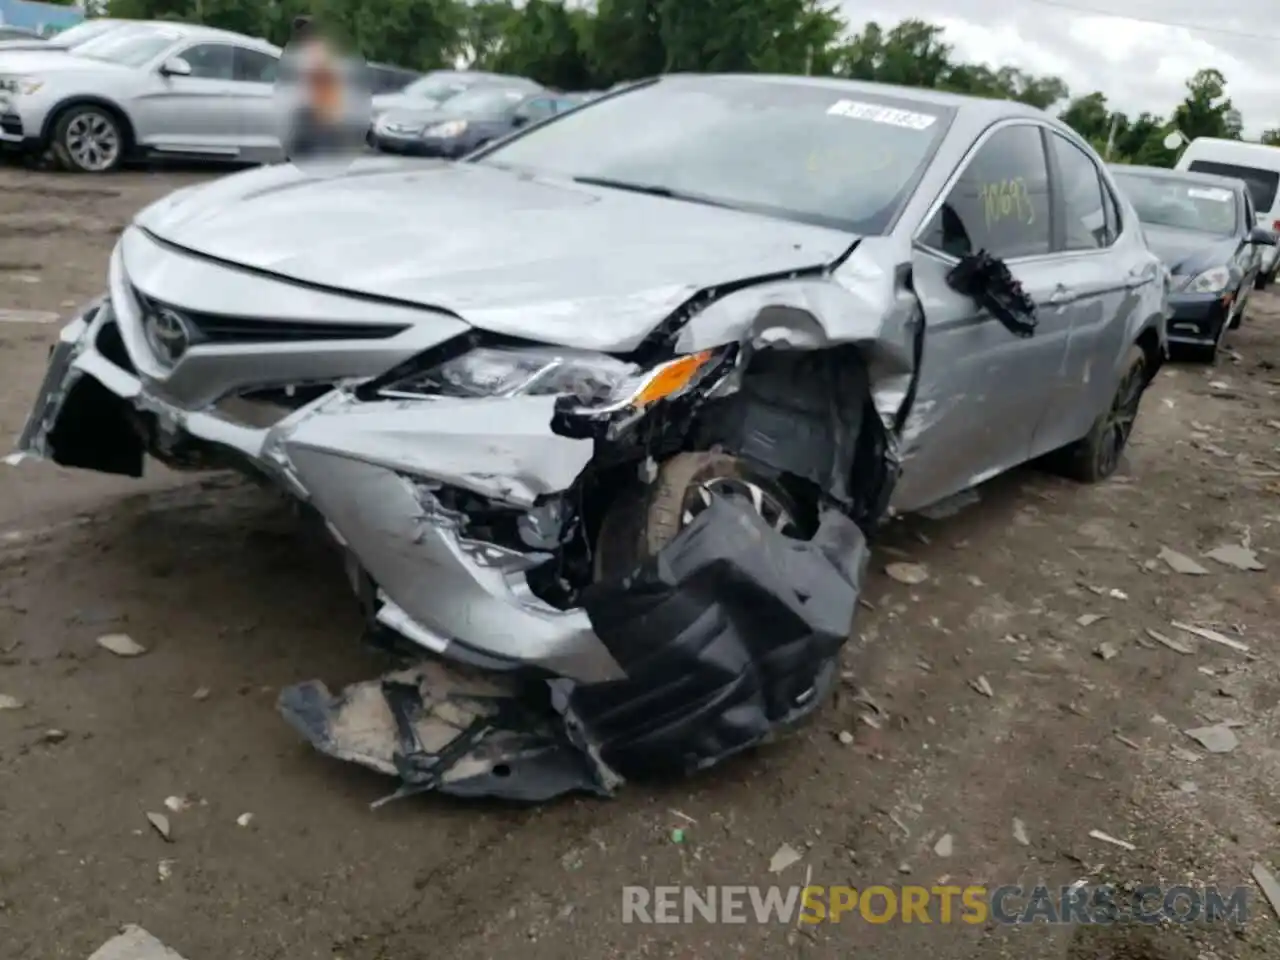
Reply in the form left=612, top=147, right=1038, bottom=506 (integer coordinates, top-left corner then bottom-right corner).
left=1175, top=265, right=1231, bottom=294
left=424, top=119, right=467, bottom=138
left=376, top=346, right=716, bottom=410
left=0, top=76, right=43, bottom=96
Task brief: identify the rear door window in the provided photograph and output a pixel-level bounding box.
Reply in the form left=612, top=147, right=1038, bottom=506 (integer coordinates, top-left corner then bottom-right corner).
left=1187, top=160, right=1279, bottom=215
left=1048, top=133, right=1110, bottom=250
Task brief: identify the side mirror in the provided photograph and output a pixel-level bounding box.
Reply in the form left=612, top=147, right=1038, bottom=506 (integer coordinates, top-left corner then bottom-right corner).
left=159, top=56, right=192, bottom=77
left=1247, top=226, right=1277, bottom=246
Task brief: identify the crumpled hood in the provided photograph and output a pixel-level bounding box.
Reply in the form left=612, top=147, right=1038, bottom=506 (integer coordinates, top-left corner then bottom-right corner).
left=133, top=160, right=855, bottom=352
left=1142, top=223, right=1237, bottom=277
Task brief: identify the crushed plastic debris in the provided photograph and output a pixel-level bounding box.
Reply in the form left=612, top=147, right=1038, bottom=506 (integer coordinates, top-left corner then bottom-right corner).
left=1158, top=547, right=1209, bottom=576
left=1252, top=863, right=1280, bottom=920
left=970, top=676, right=994, bottom=698
left=1171, top=621, right=1250, bottom=654
left=163, top=796, right=191, bottom=813
left=0, top=694, right=23, bottom=710
left=1012, top=819, right=1030, bottom=846
left=1077, top=614, right=1106, bottom=627
left=1184, top=724, right=1239, bottom=754
left=87, top=925, right=188, bottom=960
left=1204, top=544, right=1265, bottom=571
left=933, top=833, right=954, bottom=857
left=885, top=562, right=929, bottom=585
left=236, top=812, right=254, bottom=827
left=769, top=843, right=803, bottom=873
left=146, top=812, right=172, bottom=842
left=1094, top=642, right=1119, bottom=661
left=1088, top=829, right=1135, bottom=851
left=96, top=633, right=146, bottom=657
left=1145, top=628, right=1192, bottom=655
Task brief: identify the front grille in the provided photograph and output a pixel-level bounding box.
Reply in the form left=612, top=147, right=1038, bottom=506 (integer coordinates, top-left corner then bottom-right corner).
left=0, top=113, right=23, bottom=137
left=133, top=287, right=409, bottom=345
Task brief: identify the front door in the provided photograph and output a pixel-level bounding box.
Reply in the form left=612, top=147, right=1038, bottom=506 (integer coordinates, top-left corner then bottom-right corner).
left=133, top=42, right=244, bottom=158
left=896, top=121, right=1070, bottom=513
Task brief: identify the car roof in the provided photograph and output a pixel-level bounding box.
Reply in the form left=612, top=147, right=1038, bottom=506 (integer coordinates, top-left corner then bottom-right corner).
left=1111, top=163, right=1247, bottom=193
left=102, top=19, right=280, bottom=53
left=657, top=72, right=1053, bottom=122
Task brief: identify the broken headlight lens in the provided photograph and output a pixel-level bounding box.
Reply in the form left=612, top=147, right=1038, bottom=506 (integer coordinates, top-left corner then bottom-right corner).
left=1174, top=265, right=1230, bottom=294
left=377, top=346, right=716, bottom=409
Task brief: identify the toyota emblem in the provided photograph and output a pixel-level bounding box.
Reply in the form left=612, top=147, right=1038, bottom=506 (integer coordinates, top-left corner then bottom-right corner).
left=144, top=306, right=192, bottom=367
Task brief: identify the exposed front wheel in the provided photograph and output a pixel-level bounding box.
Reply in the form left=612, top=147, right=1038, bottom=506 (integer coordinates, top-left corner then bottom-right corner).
left=593, top=451, right=809, bottom=583
left=52, top=105, right=124, bottom=173
left=1056, top=345, right=1148, bottom=483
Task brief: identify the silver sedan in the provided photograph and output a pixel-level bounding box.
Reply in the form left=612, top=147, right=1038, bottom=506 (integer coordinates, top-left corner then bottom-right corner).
left=0, top=21, right=282, bottom=172
left=10, top=74, right=1168, bottom=800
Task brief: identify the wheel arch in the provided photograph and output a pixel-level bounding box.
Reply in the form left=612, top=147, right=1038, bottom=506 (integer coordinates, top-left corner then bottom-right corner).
left=41, top=96, right=136, bottom=153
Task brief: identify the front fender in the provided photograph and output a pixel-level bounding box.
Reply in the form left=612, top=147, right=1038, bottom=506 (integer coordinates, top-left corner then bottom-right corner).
left=672, top=237, right=922, bottom=431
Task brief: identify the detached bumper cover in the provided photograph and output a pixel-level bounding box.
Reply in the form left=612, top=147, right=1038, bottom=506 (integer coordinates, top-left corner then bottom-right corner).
left=279, top=496, right=867, bottom=803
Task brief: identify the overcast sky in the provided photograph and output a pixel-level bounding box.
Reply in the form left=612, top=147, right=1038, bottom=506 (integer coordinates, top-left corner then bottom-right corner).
left=842, top=0, right=1279, bottom=136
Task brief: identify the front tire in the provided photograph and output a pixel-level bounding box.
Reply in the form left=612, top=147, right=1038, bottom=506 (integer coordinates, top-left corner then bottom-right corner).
left=52, top=105, right=124, bottom=173
left=593, top=451, right=808, bottom=582
left=1057, top=345, right=1148, bottom=483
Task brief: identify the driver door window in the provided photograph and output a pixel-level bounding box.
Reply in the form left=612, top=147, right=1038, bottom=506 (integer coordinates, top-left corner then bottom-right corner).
left=175, top=43, right=235, bottom=80
left=922, top=124, right=1052, bottom=260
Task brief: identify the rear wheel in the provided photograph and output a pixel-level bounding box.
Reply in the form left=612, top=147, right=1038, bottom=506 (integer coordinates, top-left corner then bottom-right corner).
left=1056, top=345, right=1147, bottom=483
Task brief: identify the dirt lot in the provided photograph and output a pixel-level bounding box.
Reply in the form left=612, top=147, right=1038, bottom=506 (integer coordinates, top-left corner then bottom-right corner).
left=1, top=164, right=1279, bottom=960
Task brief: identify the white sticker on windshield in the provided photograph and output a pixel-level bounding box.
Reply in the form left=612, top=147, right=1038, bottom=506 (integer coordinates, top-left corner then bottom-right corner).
left=1187, top=187, right=1232, bottom=202
left=826, top=99, right=937, bottom=130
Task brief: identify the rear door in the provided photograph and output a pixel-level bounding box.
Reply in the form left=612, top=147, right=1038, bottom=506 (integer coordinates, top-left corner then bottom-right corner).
left=228, top=45, right=280, bottom=161
left=1035, top=130, right=1141, bottom=453
left=900, top=121, right=1068, bottom=512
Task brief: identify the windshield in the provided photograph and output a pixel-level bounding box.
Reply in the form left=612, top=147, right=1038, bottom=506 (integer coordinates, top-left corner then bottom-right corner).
left=1113, top=172, right=1239, bottom=236
left=445, top=87, right=526, bottom=118
left=51, top=20, right=119, bottom=47
left=1187, top=160, right=1279, bottom=214
left=73, top=26, right=178, bottom=67
left=475, top=77, right=953, bottom=234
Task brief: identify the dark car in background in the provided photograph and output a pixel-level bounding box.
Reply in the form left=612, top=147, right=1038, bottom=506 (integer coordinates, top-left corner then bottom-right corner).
left=370, top=69, right=540, bottom=118
left=366, top=61, right=421, bottom=95
left=371, top=87, right=576, bottom=158
left=1111, top=164, right=1276, bottom=362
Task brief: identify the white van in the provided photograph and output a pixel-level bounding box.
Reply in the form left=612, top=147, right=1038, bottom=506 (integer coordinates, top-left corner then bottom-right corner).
left=1176, top=138, right=1280, bottom=288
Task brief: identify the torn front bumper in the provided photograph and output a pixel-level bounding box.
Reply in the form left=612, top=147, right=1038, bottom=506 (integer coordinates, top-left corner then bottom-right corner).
left=280, top=496, right=868, bottom=803
left=9, top=299, right=620, bottom=683
left=14, top=301, right=875, bottom=804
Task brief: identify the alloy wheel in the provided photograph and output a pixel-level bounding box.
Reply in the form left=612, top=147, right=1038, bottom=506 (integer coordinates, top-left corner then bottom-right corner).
left=1096, top=359, right=1145, bottom=477
left=64, top=111, right=120, bottom=172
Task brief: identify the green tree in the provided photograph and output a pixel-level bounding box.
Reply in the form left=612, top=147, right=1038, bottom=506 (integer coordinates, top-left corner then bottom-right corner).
left=487, top=0, right=591, bottom=89
left=1172, top=68, right=1237, bottom=141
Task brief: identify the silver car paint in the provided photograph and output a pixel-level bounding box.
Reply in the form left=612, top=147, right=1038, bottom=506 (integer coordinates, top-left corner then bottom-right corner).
left=9, top=79, right=1168, bottom=681
left=0, top=23, right=282, bottom=162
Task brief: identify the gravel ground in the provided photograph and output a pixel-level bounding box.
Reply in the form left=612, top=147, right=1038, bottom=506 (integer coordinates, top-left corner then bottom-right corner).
left=0, top=164, right=1278, bottom=960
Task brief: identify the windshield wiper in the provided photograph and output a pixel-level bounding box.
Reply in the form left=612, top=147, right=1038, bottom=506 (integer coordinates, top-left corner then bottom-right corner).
left=571, top=175, right=735, bottom=211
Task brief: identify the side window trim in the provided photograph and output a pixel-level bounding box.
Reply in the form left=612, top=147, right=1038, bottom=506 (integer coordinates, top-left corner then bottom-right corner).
left=912, top=117, right=1055, bottom=265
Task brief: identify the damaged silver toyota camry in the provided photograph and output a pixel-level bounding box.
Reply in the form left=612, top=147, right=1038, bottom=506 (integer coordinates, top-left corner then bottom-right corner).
left=10, top=74, right=1168, bottom=803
